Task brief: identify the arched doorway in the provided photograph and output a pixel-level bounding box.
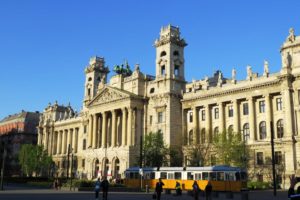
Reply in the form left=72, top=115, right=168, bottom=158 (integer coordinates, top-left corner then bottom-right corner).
left=94, top=159, right=100, bottom=178
left=112, top=158, right=120, bottom=179
left=102, top=158, right=109, bottom=177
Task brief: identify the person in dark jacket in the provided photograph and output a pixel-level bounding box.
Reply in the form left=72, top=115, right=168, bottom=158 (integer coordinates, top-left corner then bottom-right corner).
left=192, top=181, right=200, bottom=200
left=101, top=176, right=109, bottom=200
left=94, top=178, right=101, bottom=200
left=175, top=181, right=182, bottom=196
left=155, top=178, right=165, bottom=200
left=205, top=181, right=213, bottom=200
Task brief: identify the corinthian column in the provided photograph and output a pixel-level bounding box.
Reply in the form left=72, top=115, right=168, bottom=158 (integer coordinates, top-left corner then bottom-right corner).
left=111, top=110, right=117, bottom=147
left=265, top=94, right=272, bottom=140
left=192, top=106, right=198, bottom=145
left=101, top=112, right=107, bottom=148
left=233, top=100, right=240, bottom=133
left=92, top=114, right=98, bottom=148
left=88, top=115, right=93, bottom=148
left=127, top=107, right=133, bottom=146
left=283, top=89, right=293, bottom=137
left=219, top=103, right=224, bottom=133
left=122, top=108, right=127, bottom=146
left=248, top=97, right=256, bottom=142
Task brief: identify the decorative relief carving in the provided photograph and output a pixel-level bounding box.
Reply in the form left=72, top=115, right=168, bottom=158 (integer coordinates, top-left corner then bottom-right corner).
left=91, top=88, right=128, bottom=106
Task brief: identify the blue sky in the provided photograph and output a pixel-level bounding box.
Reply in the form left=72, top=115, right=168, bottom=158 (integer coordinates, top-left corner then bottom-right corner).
left=1, top=0, right=300, bottom=120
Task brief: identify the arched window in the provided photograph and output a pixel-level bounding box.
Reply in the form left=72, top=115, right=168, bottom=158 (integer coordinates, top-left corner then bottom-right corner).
left=243, top=123, right=250, bottom=141
left=259, top=121, right=266, bottom=139
left=188, top=130, right=193, bottom=145
left=82, top=139, right=86, bottom=150
left=213, top=127, right=219, bottom=139
left=201, top=128, right=206, bottom=144
left=277, top=119, right=284, bottom=138
left=173, top=51, right=179, bottom=56
left=160, top=51, right=166, bottom=57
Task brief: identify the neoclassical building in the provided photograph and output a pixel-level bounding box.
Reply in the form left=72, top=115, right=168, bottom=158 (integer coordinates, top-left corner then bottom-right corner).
left=38, top=25, right=300, bottom=186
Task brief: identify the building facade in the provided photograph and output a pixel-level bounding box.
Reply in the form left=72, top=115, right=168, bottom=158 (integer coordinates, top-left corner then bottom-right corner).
left=0, top=111, right=40, bottom=175
left=38, top=25, right=300, bottom=187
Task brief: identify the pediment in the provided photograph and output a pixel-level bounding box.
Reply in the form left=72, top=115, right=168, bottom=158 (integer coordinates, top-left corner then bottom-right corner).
left=88, top=86, right=130, bottom=107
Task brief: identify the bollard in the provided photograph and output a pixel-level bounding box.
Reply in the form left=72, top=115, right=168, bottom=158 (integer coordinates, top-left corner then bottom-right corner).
left=241, top=189, right=249, bottom=200
left=145, top=185, right=149, bottom=193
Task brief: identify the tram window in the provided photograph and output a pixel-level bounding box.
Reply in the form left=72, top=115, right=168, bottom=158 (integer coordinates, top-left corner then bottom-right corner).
left=226, top=172, right=234, bottom=181
left=175, top=172, right=182, bottom=180
left=235, top=172, right=240, bottom=181
left=150, top=172, right=155, bottom=179
left=168, top=173, right=174, bottom=179
left=203, top=172, right=209, bottom=180
left=145, top=173, right=150, bottom=180
left=125, top=173, right=130, bottom=179
left=209, top=172, right=217, bottom=181
left=195, top=173, right=201, bottom=180
left=134, top=172, right=139, bottom=179
left=187, top=172, right=194, bottom=180
left=217, top=172, right=224, bottom=181
left=160, top=172, right=167, bottom=179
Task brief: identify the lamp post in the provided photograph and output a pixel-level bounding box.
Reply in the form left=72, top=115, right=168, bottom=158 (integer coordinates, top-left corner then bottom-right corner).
left=0, top=145, right=6, bottom=191
left=270, top=121, right=276, bottom=196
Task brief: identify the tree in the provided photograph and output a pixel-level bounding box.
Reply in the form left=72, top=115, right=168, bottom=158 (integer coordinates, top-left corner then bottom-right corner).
left=141, top=131, right=169, bottom=168
left=18, top=144, right=53, bottom=177
left=186, top=143, right=211, bottom=167
left=169, top=146, right=183, bottom=167
left=212, top=131, right=249, bottom=168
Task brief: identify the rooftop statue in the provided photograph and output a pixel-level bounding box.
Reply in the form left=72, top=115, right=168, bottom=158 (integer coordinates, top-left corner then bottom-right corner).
left=113, top=60, right=132, bottom=76
left=286, top=28, right=296, bottom=43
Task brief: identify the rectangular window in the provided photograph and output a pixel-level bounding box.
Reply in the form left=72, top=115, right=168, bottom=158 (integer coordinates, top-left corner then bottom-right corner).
left=228, top=105, right=233, bottom=117
left=214, top=108, right=219, bottom=119
left=201, top=110, right=205, bottom=121
left=84, top=125, right=87, bottom=133
left=160, top=172, right=167, bottom=179
left=189, top=112, right=193, bottom=123
left=259, top=100, right=265, bottom=113
left=150, top=115, right=153, bottom=125
left=174, top=172, right=182, bottom=180
left=174, top=65, right=179, bottom=76
left=257, top=152, right=264, bottom=165
left=82, top=159, right=85, bottom=169
left=243, top=103, right=249, bottom=115
left=161, top=65, right=165, bottom=75
left=276, top=98, right=282, bottom=111
left=275, top=151, right=282, bottom=165
left=158, top=112, right=164, bottom=123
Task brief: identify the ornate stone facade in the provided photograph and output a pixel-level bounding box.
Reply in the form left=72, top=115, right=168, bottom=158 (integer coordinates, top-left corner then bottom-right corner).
left=38, top=25, right=300, bottom=188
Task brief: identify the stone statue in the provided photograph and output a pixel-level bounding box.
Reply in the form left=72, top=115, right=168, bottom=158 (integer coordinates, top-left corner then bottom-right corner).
left=247, top=65, right=252, bottom=79
left=134, top=63, right=140, bottom=72
left=283, top=52, right=291, bottom=68
left=263, top=60, right=269, bottom=75
left=232, top=68, right=236, bottom=80
left=287, top=28, right=295, bottom=43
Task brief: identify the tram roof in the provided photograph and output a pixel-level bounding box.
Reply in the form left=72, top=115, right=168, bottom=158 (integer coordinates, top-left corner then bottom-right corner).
left=125, top=165, right=241, bottom=172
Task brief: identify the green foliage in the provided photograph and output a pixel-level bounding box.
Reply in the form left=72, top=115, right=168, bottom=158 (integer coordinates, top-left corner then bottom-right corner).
left=169, top=146, right=183, bottom=167
left=18, top=144, right=53, bottom=177
left=247, top=181, right=271, bottom=190
left=186, top=144, right=211, bottom=167
left=142, top=131, right=169, bottom=167
left=212, top=131, right=249, bottom=168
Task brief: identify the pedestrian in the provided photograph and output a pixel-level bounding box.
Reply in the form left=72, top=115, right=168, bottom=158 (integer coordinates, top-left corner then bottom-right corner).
left=101, top=176, right=109, bottom=200
left=175, top=181, right=182, bottom=196
left=155, top=178, right=165, bottom=200
left=53, top=179, right=58, bottom=190
left=94, top=178, right=101, bottom=200
left=192, top=181, right=200, bottom=200
left=205, top=181, right=212, bottom=200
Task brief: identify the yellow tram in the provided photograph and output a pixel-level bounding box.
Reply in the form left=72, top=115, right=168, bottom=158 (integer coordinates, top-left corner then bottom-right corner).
left=124, top=166, right=247, bottom=192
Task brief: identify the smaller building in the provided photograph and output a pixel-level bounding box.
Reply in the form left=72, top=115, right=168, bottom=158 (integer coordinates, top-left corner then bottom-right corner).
left=0, top=110, right=40, bottom=176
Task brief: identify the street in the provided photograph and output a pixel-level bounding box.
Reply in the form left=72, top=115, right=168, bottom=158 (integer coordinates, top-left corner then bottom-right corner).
left=0, top=188, right=289, bottom=200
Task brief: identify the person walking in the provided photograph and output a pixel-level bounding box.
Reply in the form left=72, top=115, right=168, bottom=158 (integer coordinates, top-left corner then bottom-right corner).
left=101, top=176, right=109, bottom=200
left=94, top=178, right=101, bottom=200
left=155, top=178, right=165, bottom=200
left=205, top=181, right=212, bottom=200
left=192, top=181, right=200, bottom=200
left=175, top=181, right=182, bottom=196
